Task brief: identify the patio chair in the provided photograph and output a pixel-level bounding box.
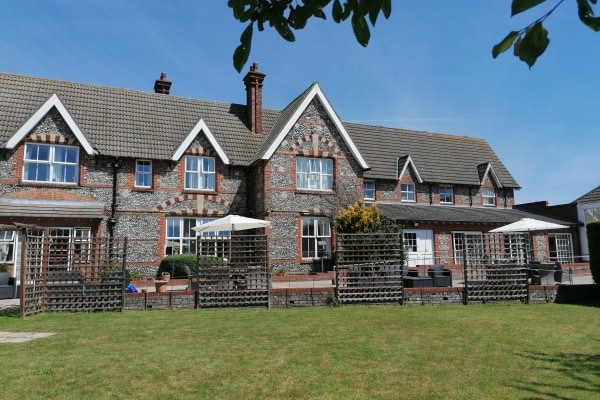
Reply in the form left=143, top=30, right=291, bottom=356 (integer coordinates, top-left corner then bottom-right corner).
left=553, top=262, right=573, bottom=284
left=0, top=272, right=16, bottom=299
left=528, top=263, right=555, bottom=285
left=427, top=265, right=452, bottom=287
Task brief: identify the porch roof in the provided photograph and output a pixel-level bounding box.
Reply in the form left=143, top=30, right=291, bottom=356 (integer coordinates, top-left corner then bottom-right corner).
left=373, top=203, right=578, bottom=227
left=0, top=198, right=105, bottom=219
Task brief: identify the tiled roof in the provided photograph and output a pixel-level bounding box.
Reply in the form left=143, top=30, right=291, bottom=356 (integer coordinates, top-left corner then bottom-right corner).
left=574, top=185, right=600, bottom=204
left=374, top=203, right=577, bottom=226
left=347, top=123, right=520, bottom=188
left=0, top=72, right=275, bottom=164
left=0, top=71, right=520, bottom=186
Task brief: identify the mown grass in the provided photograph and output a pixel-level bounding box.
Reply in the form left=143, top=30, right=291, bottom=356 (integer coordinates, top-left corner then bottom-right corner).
left=1, top=303, right=599, bottom=399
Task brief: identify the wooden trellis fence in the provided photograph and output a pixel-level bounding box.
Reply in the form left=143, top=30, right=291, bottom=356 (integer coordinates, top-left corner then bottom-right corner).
left=21, top=230, right=127, bottom=316
left=461, top=233, right=529, bottom=304
left=335, top=232, right=404, bottom=305
left=194, top=234, right=269, bottom=307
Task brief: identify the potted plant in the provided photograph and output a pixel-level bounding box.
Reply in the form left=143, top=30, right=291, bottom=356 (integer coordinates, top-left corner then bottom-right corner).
left=161, top=271, right=171, bottom=282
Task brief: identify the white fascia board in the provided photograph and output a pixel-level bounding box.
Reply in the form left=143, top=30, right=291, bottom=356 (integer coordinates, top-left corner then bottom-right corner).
left=5, top=94, right=97, bottom=155
left=397, top=155, right=423, bottom=183
left=261, top=84, right=370, bottom=170
left=482, top=163, right=502, bottom=188
left=171, top=118, right=230, bottom=164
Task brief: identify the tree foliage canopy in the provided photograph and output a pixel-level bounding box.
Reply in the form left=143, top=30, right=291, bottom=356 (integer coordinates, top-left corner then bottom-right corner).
left=228, top=0, right=600, bottom=72
left=586, top=221, right=600, bottom=284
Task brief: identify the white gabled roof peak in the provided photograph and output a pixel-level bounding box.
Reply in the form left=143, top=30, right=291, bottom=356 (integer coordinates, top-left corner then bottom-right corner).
left=171, top=118, right=230, bottom=164
left=397, top=155, right=423, bottom=183
left=261, top=83, right=369, bottom=169
left=4, top=93, right=96, bottom=155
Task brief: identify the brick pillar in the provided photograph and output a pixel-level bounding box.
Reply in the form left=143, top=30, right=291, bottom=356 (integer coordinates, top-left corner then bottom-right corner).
left=243, top=62, right=266, bottom=134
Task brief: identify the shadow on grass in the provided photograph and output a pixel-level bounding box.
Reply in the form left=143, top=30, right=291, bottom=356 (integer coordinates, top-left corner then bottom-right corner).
left=510, top=347, right=600, bottom=399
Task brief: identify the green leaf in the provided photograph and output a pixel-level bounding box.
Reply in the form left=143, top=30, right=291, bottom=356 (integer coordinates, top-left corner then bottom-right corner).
left=492, top=31, right=520, bottom=58
left=578, top=0, right=600, bottom=31
left=351, top=15, right=370, bottom=46
left=381, top=0, right=392, bottom=18
left=514, top=22, right=549, bottom=68
left=368, top=0, right=383, bottom=26
left=233, top=23, right=253, bottom=73
left=228, top=0, right=246, bottom=19
left=273, top=18, right=296, bottom=42
left=332, top=0, right=343, bottom=22
left=511, top=0, right=547, bottom=16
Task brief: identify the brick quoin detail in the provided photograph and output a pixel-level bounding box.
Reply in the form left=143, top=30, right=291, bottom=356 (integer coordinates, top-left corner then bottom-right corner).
left=288, top=134, right=342, bottom=157
left=155, top=194, right=232, bottom=212
left=26, top=134, right=77, bottom=145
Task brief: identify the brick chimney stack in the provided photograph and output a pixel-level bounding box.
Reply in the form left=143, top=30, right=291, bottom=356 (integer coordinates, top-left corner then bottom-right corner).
left=154, top=72, right=172, bottom=94
left=243, top=62, right=266, bottom=134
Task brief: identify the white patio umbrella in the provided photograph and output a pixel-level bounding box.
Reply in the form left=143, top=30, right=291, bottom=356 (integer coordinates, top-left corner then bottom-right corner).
left=192, top=215, right=270, bottom=233
left=489, top=218, right=568, bottom=233
left=192, top=215, right=270, bottom=265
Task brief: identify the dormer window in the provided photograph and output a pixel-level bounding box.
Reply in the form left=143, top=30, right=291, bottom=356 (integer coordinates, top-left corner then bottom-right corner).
left=401, top=183, right=415, bottom=202
left=23, top=143, right=79, bottom=184
left=296, top=157, right=333, bottom=191
left=185, top=156, right=215, bottom=190
left=483, top=188, right=496, bottom=206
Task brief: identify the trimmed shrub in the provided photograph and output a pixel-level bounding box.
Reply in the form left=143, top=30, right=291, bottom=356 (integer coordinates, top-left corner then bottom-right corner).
left=156, top=254, right=227, bottom=279
left=156, top=254, right=197, bottom=279
left=587, top=221, right=600, bottom=284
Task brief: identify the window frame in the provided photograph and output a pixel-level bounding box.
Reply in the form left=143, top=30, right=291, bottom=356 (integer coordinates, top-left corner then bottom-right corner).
left=452, top=231, right=484, bottom=264
left=401, top=183, right=416, bottom=202
left=22, top=143, right=79, bottom=184
left=301, top=216, right=331, bottom=259
left=296, top=157, right=334, bottom=191
left=439, top=185, right=454, bottom=204
left=166, top=217, right=230, bottom=257
left=0, top=231, right=15, bottom=264
left=483, top=188, right=496, bottom=206
left=184, top=156, right=216, bottom=191
left=135, top=160, right=153, bottom=188
left=363, top=179, right=375, bottom=200
left=403, top=232, right=417, bottom=252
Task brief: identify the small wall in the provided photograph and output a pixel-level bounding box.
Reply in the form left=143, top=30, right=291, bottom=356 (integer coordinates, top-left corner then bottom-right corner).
left=123, top=290, right=196, bottom=311
left=121, top=284, right=597, bottom=310
left=270, top=287, right=332, bottom=308
left=403, top=287, right=464, bottom=306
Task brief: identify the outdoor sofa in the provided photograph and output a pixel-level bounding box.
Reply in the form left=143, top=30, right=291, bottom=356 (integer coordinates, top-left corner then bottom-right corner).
left=427, top=265, right=453, bottom=287
left=0, top=272, right=16, bottom=299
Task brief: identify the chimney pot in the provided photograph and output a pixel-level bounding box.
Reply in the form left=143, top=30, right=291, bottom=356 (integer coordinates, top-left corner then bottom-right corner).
left=154, top=72, right=172, bottom=94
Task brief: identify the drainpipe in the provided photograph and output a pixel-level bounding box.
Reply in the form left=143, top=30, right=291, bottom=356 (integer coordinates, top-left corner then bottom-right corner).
left=108, top=160, right=121, bottom=239
left=428, top=184, right=433, bottom=205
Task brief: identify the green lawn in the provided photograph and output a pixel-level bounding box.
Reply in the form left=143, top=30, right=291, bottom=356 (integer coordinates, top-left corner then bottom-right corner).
left=1, top=303, right=599, bottom=399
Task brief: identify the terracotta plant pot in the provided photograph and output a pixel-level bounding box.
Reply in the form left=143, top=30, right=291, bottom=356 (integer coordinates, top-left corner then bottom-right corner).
left=161, top=273, right=170, bottom=282
left=155, top=280, right=168, bottom=293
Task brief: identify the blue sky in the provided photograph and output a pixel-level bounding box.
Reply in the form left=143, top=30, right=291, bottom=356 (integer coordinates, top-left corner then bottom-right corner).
left=2, top=1, right=598, bottom=205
